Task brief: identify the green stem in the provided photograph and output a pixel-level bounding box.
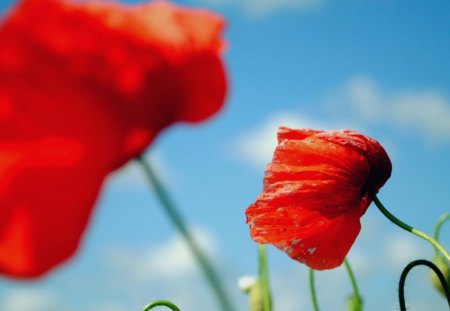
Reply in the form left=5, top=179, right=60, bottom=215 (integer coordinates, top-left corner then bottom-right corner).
left=344, top=259, right=362, bottom=310
left=258, top=244, right=272, bottom=311
left=143, top=300, right=181, bottom=311
left=137, top=156, right=235, bottom=311
left=309, top=269, right=320, bottom=311
left=434, top=213, right=450, bottom=243
left=434, top=213, right=450, bottom=257
left=373, top=195, right=450, bottom=263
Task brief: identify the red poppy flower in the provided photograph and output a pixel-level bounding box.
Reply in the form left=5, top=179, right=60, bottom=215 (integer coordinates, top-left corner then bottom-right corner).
left=246, top=127, right=391, bottom=270
left=0, top=0, right=227, bottom=278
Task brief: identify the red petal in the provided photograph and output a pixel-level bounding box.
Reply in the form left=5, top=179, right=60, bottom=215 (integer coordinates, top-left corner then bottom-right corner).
left=246, top=127, right=391, bottom=269
left=0, top=65, right=124, bottom=277
left=3, top=0, right=227, bottom=166
left=0, top=0, right=227, bottom=278
left=247, top=201, right=361, bottom=270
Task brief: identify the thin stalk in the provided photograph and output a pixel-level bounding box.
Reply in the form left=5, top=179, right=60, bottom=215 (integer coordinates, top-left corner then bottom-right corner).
left=258, top=244, right=272, bottom=311
left=137, top=156, right=235, bottom=311
left=143, top=300, right=181, bottom=311
left=434, top=213, right=450, bottom=256
left=344, top=259, right=362, bottom=310
left=309, top=268, right=320, bottom=311
left=372, top=195, right=450, bottom=263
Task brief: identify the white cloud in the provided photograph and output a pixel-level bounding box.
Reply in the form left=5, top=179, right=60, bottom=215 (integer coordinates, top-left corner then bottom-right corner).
left=389, top=92, right=450, bottom=142
left=99, top=228, right=237, bottom=311
left=200, top=0, right=324, bottom=17
left=234, top=76, right=450, bottom=169
left=233, top=78, right=450, bottom=174
left=0, top=289, right=61, bottom=311
left=342, top=76, right=382, bottom=119
left=336, top=76, right=450, bottom=144
left=233, top=112, right=333, bottom=167
left=105, top=226, right=217, bottom=282
left=383, top=233, right=429, bottom=270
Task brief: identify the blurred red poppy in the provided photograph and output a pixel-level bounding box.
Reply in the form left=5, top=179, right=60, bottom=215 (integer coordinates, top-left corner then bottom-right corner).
left=246, top=127, right=391, bottom=270
left=0, top=0, right=227, bottom=278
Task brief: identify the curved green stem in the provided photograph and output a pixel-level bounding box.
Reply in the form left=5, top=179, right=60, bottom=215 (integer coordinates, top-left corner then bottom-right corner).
left=373, top=195, right=450, bottom=263
left=258, top=245, right=272, bottom=311
left=137, top=156, right=235, bottom=311
left=434, top=213, right=450, bottom=245
left=398, top=259, right=450, bottom=311
left=344, top=259, right=363, bottom=310
left=309, top=269, right=320, bottom=311
left=143, top=300, right=181, bottom=311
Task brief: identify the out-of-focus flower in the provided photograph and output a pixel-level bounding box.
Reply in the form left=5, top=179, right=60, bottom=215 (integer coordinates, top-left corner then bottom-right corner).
left=0, top=0, right=227, bottom=278
left=238, top=275, right=257, bottom=293
left=246, top=127, right=391, bottom=270
left=238, top=276, right=264, bottom=311
left=430, top=255, right=450, bottom=297
left=346, top=295, right=363, bottom=311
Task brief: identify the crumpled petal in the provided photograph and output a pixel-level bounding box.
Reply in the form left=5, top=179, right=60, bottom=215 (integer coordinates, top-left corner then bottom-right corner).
left=246, top=127, right=391, bottom=270
left=0, top=0, right=227, bottom=278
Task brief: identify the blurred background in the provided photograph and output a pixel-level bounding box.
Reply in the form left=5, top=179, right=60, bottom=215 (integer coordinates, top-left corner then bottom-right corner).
left=1, top=0, right=450, bottom=310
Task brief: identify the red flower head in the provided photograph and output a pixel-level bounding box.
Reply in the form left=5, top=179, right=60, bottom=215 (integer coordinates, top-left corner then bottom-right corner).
left=0, top=0, right=227, bottom=278
left=246, top=127, right=392, bottom=270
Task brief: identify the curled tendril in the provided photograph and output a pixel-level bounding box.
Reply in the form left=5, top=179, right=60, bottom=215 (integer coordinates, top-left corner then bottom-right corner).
left=143, top=300, right=181, bottom=311
left=434, top=213, right=450, bottom=247
left=398, top=259, right=450, bottom=311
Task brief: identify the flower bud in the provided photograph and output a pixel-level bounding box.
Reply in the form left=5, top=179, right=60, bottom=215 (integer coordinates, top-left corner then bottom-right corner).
left=346, top=295, right=363, bottom=311
left=238, top=276, right=264, bottom=311
left=430, top=255, right=450, bottom=296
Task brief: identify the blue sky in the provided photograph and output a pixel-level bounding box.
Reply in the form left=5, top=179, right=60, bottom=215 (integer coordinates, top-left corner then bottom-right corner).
left=1, top=0, right=450, bottom=310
